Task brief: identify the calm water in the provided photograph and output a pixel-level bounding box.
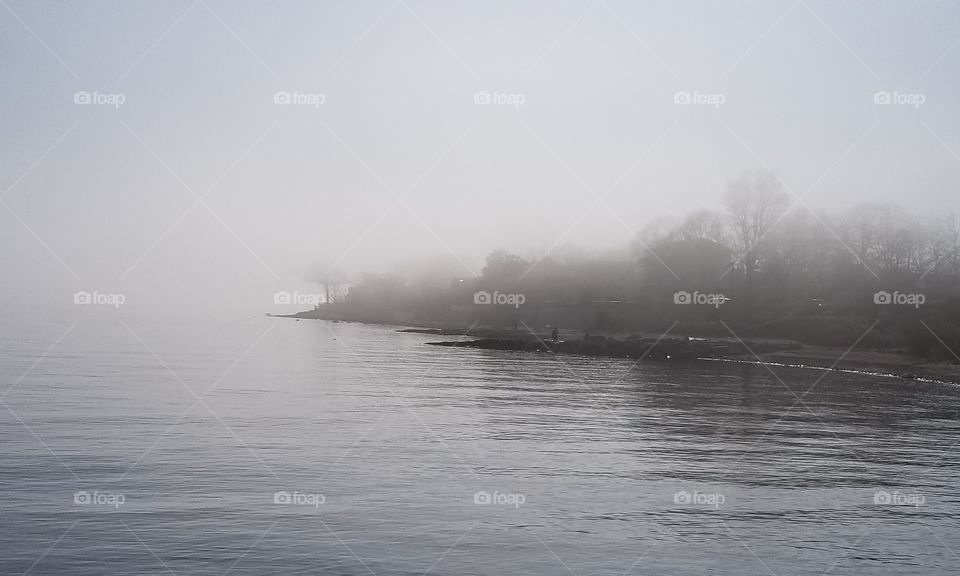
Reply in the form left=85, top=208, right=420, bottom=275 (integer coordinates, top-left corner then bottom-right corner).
left=1, top=316, right=959, bottom=575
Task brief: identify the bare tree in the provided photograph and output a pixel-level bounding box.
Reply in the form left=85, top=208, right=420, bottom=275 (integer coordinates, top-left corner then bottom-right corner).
left=306, top=263, right=347, bottom=305
left=673, top=209, right=726, bottom=244
left=724, top=170, right=789, bottom=277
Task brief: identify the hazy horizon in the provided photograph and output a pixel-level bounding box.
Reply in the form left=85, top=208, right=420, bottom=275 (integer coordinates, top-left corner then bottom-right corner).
left=3, top=0, right=960, bottom=320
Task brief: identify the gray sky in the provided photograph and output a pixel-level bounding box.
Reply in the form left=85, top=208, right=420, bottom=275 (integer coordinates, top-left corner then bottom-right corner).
left=2, top=0, right=959, bottom=320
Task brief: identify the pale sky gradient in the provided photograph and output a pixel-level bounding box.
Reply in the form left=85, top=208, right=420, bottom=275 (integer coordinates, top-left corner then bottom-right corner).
left=2, top=0, right=959, bottom=321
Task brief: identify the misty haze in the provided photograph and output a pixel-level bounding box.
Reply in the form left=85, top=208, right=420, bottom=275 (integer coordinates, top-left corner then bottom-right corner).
left=2, top=1, right=960, bottom=574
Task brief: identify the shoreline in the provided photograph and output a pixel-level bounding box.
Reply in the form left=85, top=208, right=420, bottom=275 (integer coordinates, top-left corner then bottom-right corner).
left=271, top=313, right=960, bottom=385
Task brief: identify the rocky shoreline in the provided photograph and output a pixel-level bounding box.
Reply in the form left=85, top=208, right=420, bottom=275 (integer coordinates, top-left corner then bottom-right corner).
left=276, top=317, right=959, bottom=385
left=410, top=330, right=958, bottom=385
left=422, top=332, right=795, bottom=361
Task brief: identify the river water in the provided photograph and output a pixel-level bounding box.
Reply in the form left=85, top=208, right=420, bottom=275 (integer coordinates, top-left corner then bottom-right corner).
left=1, top=317, right=958, bottom=574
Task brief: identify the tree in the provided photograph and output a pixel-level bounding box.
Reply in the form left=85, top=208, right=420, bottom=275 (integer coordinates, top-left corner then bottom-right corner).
left=673, top=209, right=726, bottom=244
left=724, top=170, right=789, bottom=278
left=480, top=249, right=528, bottom=283
left=306, top=263, right=347, bottom=304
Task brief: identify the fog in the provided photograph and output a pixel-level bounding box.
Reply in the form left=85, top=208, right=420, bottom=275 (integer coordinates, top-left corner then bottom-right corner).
left=2, top=0, right=959, bottom=323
